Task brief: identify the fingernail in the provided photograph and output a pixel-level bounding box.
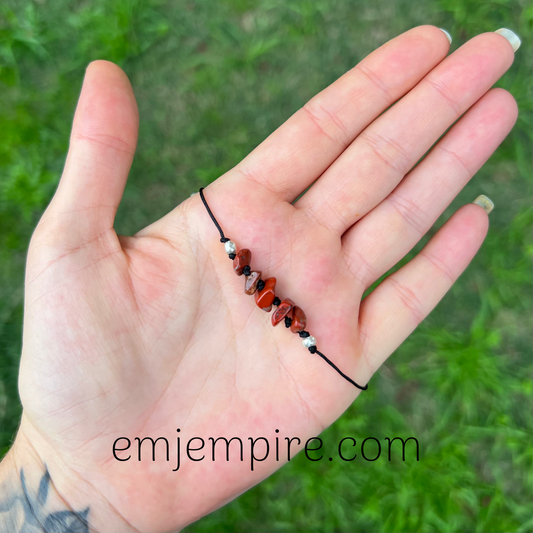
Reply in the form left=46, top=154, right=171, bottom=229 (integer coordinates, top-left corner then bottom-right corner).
left=439, top=28, right=452, bottom=44
left=494, top=28, right=521, bottom=52
left=473, top=195, right=494, bottom=215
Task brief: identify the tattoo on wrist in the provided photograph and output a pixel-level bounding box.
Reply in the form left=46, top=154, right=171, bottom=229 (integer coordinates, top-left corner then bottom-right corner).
left=0, top=466, right=90, bottom=533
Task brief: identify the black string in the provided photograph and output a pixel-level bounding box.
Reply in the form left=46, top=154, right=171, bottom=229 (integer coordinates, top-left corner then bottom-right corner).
left=315, top=350, right=368, bottom=390
left=197, top=187, right=368, bottom=391
left=199, top=187, right=229, bottom=243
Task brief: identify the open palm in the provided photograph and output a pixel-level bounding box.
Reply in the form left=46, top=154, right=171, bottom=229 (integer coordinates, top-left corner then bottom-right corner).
left=17, top=26, right=517, bottom=532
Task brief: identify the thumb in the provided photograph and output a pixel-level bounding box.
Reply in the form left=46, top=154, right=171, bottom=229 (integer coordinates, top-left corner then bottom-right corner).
left=43, top=60, right=139, bottom=243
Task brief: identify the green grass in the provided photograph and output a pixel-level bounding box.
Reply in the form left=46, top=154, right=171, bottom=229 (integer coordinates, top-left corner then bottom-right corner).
left=0, top=0, right=531, bottom=531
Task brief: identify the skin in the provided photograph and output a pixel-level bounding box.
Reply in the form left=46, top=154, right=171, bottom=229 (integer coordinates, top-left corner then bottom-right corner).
left=0, top=25, right=518, bottom=533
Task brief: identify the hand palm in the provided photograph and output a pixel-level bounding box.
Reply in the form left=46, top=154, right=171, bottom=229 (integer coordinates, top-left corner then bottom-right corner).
left=17, top=26, right=516, bottom=532
left=21, top=182, right=363, bottom=527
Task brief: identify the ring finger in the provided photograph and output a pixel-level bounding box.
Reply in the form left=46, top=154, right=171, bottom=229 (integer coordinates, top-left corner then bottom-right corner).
left=341, top=87, right=518, bottom=287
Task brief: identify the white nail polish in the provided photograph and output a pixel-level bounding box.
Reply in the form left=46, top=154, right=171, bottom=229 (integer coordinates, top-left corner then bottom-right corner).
left=473, top=195, right=494, bottom=215
left=495, top=28, right=521, bottom=52
left=439, top=28, right=452, bottom=44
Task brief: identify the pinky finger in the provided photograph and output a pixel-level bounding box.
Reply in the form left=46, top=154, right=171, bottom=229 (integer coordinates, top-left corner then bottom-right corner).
left=359, top=200, right=491, bottom=370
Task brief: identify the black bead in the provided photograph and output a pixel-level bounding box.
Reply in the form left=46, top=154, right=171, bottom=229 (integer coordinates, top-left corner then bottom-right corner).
left=299, top=331, right=310, bottom=338
left=243, top=265, right=252, bottom=277
left=284, top=316, right=292, bottom=328
left=257, top=279, right=265, bottom=292
left=308, top=346, right=317, bottom=354
left=229, top=253, right=236, bottom=260
left=273, top=297, right=281, bottom=306
left=220, top=237, right=229, bottom=243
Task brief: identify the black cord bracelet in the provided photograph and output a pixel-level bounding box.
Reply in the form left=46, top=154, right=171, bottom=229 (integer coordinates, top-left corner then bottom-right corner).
left=198, top=187, right=368, bottom=391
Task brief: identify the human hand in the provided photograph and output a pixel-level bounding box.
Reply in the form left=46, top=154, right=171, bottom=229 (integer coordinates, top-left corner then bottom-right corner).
left=1, top=26, right=519, bottom=532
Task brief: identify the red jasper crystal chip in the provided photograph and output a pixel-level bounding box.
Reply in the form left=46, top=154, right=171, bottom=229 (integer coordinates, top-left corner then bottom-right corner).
left=289, top=306, right=307, bottom=333
left=271, top=298, right=295, bottom=326
left=233, top=249, right=251, bottom=276
left=244, top=271, right=261, bottom=295
left=254, top=277, right=276, bottom=311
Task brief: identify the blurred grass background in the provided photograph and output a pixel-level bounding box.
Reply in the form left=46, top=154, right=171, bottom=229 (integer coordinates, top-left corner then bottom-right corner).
left=0, top=0, right=531, bottom=531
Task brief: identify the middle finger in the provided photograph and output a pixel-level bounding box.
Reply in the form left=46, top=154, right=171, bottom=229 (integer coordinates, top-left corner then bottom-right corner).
left=294, top=32, right=515, bottom=235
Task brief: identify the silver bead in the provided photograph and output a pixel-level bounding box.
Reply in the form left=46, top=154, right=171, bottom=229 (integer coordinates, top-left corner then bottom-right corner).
left=224, top=240, right=236, bottom=254
left=302, top=336, right=316, bottom=348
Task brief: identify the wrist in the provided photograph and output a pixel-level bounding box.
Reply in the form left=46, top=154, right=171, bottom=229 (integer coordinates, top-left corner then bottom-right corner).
left=0, top=433, right=86, bottom=533
left=0, top=415, right=136, bottom=533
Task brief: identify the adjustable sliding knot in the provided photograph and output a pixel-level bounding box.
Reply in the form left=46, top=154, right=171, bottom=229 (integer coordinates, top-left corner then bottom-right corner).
left=198, top=186, right=369, bottom=391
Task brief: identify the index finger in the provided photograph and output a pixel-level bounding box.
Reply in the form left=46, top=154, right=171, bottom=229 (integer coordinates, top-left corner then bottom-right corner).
left=224, top=25, right=451, bottom=202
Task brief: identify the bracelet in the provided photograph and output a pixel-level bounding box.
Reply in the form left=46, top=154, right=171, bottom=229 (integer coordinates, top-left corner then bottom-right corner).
left=198, top=187, right=368, bottom=391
